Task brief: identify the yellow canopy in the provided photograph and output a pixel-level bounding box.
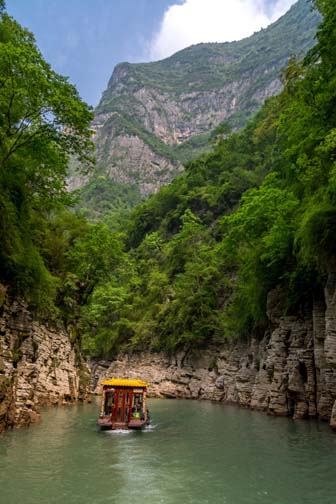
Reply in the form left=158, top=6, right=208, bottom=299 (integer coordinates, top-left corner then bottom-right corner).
left=101, top=378, right=149, bottom=388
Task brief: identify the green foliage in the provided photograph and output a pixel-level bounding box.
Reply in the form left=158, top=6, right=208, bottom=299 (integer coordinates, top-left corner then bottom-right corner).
left=79, top=0, right=336, bottom=356
left=0, top=8, right=93, bottom=310
left=77, top=175, right=141, bottom=222
left=2, top=0, right=336, bottom=361
left=0, top=15, right=93, bottom=170
left=220, top=176, right=299, bottom=331
left=211, top=122, right=232, bottom=144
left=83, top=283, right=131, bottom=355
left=295, top=204, right=336, bottom=269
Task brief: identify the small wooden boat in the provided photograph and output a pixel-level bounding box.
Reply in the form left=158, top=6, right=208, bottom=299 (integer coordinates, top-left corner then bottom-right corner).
left=98, top=378, right=150, bottom=430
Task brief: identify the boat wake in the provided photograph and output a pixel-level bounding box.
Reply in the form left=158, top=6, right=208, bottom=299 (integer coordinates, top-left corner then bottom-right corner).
left=104, top=424, right=156, bottom=435
left=105, top=429, right=132, bottom=435
left=143, top=423, right=156, bottom=432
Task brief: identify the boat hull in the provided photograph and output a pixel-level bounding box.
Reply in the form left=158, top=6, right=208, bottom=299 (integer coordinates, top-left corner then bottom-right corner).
left=98, top=416, right=148, bottom=430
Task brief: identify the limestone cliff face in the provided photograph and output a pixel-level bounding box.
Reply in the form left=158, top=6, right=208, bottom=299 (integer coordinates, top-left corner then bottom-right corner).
left=91, top=271, right=336, bottom=430
left=91, top=0, right=320, bottom=196
left=0, top=286, right=90, bottom=432
left=93, top=129, right=182, bottom=197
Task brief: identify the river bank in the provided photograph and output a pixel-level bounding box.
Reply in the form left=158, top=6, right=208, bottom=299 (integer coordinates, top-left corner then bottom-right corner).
left=3, top=269, right=336, bottom=433
left=91, top=283, right=336, bottom=430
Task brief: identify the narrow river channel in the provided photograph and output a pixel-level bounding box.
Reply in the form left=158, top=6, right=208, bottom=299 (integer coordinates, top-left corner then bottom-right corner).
left=1, top=398, right=336, bottom=504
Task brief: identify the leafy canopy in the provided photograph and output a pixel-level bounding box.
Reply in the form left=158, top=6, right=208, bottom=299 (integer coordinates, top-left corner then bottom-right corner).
left=0, top=8, right=93, bottom=307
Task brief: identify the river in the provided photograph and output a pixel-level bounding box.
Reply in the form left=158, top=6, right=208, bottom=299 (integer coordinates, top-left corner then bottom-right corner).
left=1, top=398, right=336, bottom=504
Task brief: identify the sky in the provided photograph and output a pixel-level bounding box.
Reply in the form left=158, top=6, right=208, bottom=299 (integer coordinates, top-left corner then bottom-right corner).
left=7, top=0, right=296, bottom=107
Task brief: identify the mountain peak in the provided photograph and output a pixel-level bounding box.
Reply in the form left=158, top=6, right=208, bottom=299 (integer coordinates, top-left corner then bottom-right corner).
left=92, top=0, right=320, bottom=197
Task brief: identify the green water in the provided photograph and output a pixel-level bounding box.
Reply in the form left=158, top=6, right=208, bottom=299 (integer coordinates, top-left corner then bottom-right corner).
left=1, top=399, right=336, bottom=504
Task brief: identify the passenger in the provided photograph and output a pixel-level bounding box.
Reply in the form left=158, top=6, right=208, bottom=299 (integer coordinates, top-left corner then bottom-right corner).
left=131, top=402, right=142, bottom=418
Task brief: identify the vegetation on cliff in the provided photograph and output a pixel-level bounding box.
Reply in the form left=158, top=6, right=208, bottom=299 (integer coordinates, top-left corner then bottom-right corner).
left=81, top=0, right=336, bottom=356
left=1, top=0, right=336, bottom=361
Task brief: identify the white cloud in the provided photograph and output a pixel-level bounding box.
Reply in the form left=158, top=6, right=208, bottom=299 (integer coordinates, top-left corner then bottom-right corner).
left=149, top=0, right=296, bottom=61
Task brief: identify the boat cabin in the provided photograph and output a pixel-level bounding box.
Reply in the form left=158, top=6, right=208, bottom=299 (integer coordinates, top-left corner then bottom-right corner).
left=98, top=378, right=150, bottom=430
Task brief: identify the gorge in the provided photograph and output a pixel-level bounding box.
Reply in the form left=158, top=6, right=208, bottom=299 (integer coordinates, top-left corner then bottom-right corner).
left=2, top=0, right=336, bottom=441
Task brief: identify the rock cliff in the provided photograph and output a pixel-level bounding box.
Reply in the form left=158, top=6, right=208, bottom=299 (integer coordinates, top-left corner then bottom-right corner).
left=91, top=271, right=336, bottom=430
left=91, top=0, right=320, bottom=196
left=0, top=286, right=90, bottom=432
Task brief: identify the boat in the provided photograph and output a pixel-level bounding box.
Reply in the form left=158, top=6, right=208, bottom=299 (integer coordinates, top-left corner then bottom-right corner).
left=98, top=378, right=150, bottom=430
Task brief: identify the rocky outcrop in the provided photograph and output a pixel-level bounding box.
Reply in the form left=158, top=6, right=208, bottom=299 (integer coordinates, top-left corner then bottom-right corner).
left=92, top=129, right=183, bottom=197
left=0, top=287, right=90, bottom=432
left=91, top=277, right=336, bottom=430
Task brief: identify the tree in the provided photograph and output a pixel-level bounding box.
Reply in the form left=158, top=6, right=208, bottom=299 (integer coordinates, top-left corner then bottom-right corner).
left=0, top=8, right=94, bottom=305
left=0, top=11, right=93, bottom=183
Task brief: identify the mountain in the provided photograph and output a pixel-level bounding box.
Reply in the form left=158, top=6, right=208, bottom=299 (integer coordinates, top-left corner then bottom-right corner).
left=91, top=0, right=320, bottom=198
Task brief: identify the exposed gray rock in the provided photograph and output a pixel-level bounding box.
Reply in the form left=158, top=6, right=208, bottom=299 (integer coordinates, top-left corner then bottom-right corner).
left=0, top=289, right=90, bottom=432
left=92, top=129, right=183, bottom=197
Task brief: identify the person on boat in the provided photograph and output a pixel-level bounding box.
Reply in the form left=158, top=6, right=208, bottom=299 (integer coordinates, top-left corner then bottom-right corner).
left=132, top=402, right=142, bottom=418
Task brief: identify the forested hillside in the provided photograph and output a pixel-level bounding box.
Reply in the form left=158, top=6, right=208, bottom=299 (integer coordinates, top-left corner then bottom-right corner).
left=81, top=0, right=336, bottom=357
left=1, top=0, right=335, bottom=364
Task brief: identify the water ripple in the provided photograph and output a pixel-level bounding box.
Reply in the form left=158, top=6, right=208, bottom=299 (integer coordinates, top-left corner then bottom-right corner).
left=1, top=399, right=336, bottom=504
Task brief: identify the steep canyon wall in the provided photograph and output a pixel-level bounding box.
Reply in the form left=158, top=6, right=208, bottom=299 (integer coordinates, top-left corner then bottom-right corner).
left=0, top=286, right=90, bottom=433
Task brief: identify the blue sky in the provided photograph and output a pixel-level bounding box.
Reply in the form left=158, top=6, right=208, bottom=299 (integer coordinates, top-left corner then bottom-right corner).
left=6, top=0, right=295, bottom=107
left=7, top=0, right=177, bottom=106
